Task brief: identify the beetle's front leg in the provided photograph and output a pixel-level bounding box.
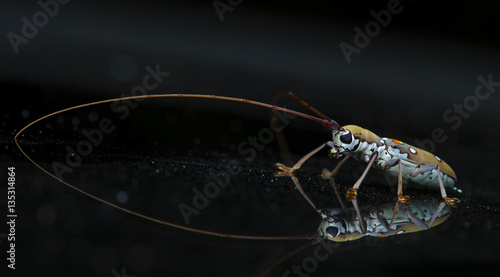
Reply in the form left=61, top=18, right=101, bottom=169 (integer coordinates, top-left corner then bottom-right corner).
left=345, top=152, right=378, bottom=200
left=382, top=159, right=410, bottom=204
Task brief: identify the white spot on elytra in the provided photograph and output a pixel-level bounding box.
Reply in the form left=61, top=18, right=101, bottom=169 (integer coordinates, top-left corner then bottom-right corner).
left=435, top=156, right=442, bottom=162
left=409, top=147, right=417, bottom=154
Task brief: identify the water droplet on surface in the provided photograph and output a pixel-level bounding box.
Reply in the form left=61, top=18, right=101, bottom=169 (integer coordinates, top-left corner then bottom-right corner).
left=116, top=191, right=129, bottom=203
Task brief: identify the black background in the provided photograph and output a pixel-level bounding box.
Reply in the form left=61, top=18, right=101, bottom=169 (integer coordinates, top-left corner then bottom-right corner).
left=2, top=0, right=500, bottom=276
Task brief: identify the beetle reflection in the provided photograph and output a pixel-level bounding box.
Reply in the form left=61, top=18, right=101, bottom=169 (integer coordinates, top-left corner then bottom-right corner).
left=317, top=198, right=451, bottom=242
left=283, top=172, right=452, bottom=242
left=261, top=173, right=454, bottom=276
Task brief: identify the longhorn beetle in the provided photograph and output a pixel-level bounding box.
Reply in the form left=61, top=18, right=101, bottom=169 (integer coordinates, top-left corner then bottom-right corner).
left=272, top=93, right=459, bottom=206
left=15, top=92, right=459, bottom=275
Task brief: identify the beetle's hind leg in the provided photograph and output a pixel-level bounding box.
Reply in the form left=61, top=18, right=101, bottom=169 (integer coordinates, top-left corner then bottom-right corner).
left=436, top=167, right=459, bottom=206
left=411, top=164, right=459, bottom=206
left=382, top=159, right=411, bottom=204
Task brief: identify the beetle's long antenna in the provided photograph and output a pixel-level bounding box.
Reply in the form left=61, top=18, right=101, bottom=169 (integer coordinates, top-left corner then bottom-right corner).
left=281, top=92, right=341, bottom=130
left=15, top=94, right=334, bottom=137
left=14, top=93, right=329, bottom=241
left=172, top=94, right=334, bottom=129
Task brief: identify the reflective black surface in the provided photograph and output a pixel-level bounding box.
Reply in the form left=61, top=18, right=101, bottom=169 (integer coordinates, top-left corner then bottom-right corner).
left=2, top=1, right=500, bottom=276
left=4, top=95, right=499, bottom=276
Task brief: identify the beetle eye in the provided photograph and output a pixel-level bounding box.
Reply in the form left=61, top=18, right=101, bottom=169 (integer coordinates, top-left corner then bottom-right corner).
left=340, top=131, right=352, bottom=144
left=326, top=226, right=339, bottom=237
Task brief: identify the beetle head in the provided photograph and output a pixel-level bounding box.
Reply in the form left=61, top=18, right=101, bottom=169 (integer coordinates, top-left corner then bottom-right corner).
left=330, top=127, right=358, bottom=158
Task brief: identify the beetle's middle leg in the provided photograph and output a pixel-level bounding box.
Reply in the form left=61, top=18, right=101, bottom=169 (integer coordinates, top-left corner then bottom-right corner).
left=321, top=155, right=350, bottom=178
left=382, top=159, right=410, bottom=204
left=321, top=155, right=351, bottom=209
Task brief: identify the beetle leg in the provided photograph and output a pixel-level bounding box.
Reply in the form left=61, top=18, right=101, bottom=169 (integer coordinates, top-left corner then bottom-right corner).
left=411, top=164, right=459, bottom=206
left=276, top=141, right=332, bottom=174
left=376, top=209, right=390, bottom=232
left=322, top=155, right=350, bottom=178
left=427, top=201, right=447, bottom=227
left=389, top=201, right=401, bottom=227
left=410, top=164, right=437, bottom=177
left=321, top=167, right=347, bottom=210
left=403, top=205, right=429, bottom=230
left=381, top=158, right=399, bottom=170
left=288, top=174, right=319, bottom=212
left=351, top=199, right=367, bottom=233
left=396, top=160, right=411, bottom=204
left=436, top=167, right=459, bottom=206
left=405, top=200, right=447, bottom=229
left=382, top=159, right=410, bottom=204
left=346, top=152, right=378, bottom=200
